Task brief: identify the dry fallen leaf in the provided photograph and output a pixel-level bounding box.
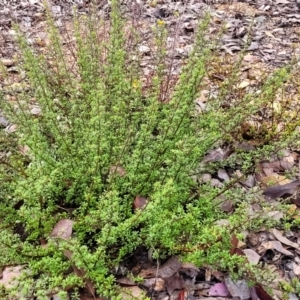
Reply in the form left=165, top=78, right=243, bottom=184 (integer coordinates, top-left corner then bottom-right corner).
left=50, top=219, right=74, bottom=240
left=263, top=180, right=300, bottom=199
left=266, top=211, right=284, bottom=221
left=224, top=276, right=250, bottom=300
left=63, top=234, right=95, bottom=298
left=158, top=256, right=183, bottom=279
left=243, top=249, right=261, bottom=265
left=272, top=228, right=300, bottom=249
left=138, top=256, right=182, bottom=279
left=230, top=235, right=239, bottom=255
left=255, top=284, right=274, bottom=300
left=292, top=262, right=300, bottom=275
left=133, top=196, right=148, bottom=210
left=64, top=251, right=96, bottom=298
left=0, top=266, right=23, bottom=289
left=209, top=282, right=229, bottom=297
left=116, top=276, right=136, bottom=286
left=260, top=240, right=294, bottom=256
left=165, top=273, right=185, bottom=295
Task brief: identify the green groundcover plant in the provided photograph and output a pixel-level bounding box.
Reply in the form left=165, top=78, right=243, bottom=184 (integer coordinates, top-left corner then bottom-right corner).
left=0, top=0, right=300, bottom=299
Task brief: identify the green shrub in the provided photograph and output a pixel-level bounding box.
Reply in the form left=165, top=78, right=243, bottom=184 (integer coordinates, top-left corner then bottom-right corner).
left=0, top=1, right=299, bottom=298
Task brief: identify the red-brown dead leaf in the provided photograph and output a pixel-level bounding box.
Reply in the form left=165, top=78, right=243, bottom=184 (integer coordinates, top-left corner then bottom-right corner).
left=133, top=196, right=148, bottom=210
left=233, top=248, right=245, bottom=256
left=255, top=284, right=274, bottom=300
left=64, top=250, right=96, bottom=298
left=40, top=237, right=47, bottom=247
left=72, top=265, right=96, bottom=297
left=230, top=235, right=239, bottom=255
left=165, top=273, right=185, bottom=295
left=179, top=289, right=185, bottom=300
left=272, top=228, right=300, bottom=249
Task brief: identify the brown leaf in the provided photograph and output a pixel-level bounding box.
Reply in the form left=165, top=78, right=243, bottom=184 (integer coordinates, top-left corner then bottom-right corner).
left=158, top=256, right=183, bottom=279
left=40, top=237, right=47, bottom=247
left=50, top=219, right=74, bottom=240
left=233, top=248, right=245, bottom=256
left=133, top=196, right=148, bottom=210
left=74, top=265, right=96, bottom=297
left=262, top=180, right=300, bottom=199
left=116, top=277, right=136, bottom=286
left=292, top=262, right=300, bottom=276
left=272, top=228, right=300, bottom=249
left=243, top=249, right=261, bottom=265
left=260, top=240, right=294, bottom=256
left=165, top=273, right=185, bottom=295
left=267, top=211, right=284, bottom=221
left=64, top=250, right=96, bottom=298
left=225, top=277, right=250, bottom=299
left=255, top=284, right=274, bottom=300
left=230, top=235, right=239, bottom=255
left=179, top=289, right=185, bottom=300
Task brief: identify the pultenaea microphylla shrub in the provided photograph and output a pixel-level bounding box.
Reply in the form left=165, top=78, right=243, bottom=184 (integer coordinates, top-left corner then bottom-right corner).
left=0, top=0, right=299, bottom=298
